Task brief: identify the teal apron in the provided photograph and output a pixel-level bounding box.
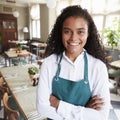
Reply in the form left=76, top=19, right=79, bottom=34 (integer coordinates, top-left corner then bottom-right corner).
left=48, top=52, right=92, bottom=119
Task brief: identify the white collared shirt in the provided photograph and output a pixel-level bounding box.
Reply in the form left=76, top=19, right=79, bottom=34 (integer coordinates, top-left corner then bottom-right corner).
left=37, top=51, right=110, bottom=120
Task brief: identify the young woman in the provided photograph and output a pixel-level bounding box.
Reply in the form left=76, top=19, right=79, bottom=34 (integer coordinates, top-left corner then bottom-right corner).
left=37, top=5, right=110, bottom=120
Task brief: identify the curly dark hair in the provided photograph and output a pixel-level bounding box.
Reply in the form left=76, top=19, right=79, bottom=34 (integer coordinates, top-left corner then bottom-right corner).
left=45, top=5, right=106, bottom=63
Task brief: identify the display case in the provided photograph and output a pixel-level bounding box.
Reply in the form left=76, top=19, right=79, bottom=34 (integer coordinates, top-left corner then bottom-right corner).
left=0, top=13, right=18, bottom=51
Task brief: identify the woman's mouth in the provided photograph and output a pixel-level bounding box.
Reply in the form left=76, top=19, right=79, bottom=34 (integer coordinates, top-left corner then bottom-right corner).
left=68, top=42, right=80, bottom=46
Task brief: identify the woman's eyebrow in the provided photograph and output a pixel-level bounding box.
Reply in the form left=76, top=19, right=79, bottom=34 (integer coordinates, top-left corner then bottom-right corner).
left=77, top=28, right=87, bottom=31
left=62, top=27, right=70, bottom=30
left=63, top=27, right=86, bottom=30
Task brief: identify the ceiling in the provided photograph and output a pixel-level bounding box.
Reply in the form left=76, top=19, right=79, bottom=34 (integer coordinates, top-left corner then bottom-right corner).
left=0, top=0, right=47, bottom=6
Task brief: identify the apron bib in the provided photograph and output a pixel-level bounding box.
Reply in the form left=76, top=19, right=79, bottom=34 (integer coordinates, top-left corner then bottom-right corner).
left=52, top=52, right=92, bottom=106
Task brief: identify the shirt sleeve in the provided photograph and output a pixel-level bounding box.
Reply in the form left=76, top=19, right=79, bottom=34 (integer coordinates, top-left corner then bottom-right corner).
left=37, top=60, right=63, bottom=120
left=57, top=62, right=110, bottom=120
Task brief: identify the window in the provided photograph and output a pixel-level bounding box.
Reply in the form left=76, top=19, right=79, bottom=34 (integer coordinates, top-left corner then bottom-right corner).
left=93, top=16, right=104, bottom=32
left=105, top=15, right=120, bottom=29
left=30, top=4, right=40, bottom=39
left=80, top=0, right=120, bottom=46
left=32, top=19, right=40, bottom=38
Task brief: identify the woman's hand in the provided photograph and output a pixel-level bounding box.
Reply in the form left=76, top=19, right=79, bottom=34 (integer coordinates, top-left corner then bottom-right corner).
left=86, top=95, right=104, bottom=110
left=49, top=94, right=60, bottom=109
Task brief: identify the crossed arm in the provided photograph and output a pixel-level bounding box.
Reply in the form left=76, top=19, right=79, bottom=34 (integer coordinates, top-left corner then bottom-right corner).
left=50, top=95, right=104, bottom=110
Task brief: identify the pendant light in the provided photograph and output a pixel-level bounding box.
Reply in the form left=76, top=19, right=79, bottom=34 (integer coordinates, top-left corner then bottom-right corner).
left=12, top=0, right=19, bottom=18
left=13, top=10, right=19, bottom=18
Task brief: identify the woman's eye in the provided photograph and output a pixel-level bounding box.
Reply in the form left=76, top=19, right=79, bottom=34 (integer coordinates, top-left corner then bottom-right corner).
left=78, top=31, right=84, bottom=35
left=63, top=30, right=70, bottom=34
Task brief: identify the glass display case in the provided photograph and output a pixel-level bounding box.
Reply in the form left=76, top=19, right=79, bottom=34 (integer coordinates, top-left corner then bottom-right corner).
left=3, top=21, right=15, bottom=29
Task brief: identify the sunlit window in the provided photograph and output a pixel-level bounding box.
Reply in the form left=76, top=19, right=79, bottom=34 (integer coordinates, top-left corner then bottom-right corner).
left=106, top=0, right=120, bottom=12
left=56, top=1, right=69, bottom=16
left=93, top=16, right=104, bottom=31
left=80, top=0, right=91, bottom=11
left=80, top=0, right=120, bottom=13
left=30, top=4, right=41, bottom=39
left=91, top=0, right=106, bottom=13
left=79, top=0, right=120, bottom=46
left=32, top=20, right=40, bottom=38
left=105, top=15, right=120, bottom=29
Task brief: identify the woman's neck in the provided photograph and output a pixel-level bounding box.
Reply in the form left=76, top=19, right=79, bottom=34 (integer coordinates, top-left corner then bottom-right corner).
left=65, top=50, right=83, bottom=62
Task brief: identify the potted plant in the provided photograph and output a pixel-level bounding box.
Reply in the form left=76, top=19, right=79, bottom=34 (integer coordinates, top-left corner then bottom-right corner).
left=28, top=66, right=39, bottom=81
left=103, top=29, right=118, bottom=49
left=17, top=44, right=22, bottom=53
left=28, top=66, right=39, bottom=75
left=103, top=18, right=120, bottom=49
left=28, top=66, right=39, bottom=86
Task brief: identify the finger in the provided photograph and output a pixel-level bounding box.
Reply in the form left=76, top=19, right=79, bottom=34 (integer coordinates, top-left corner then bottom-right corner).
left=92, top=103, right=104, bottom=110
left=93, top=98, right=104, bottom=104
left=88, top=99, right=104, bottom=109
left=88, top=96, right=102, bottom=103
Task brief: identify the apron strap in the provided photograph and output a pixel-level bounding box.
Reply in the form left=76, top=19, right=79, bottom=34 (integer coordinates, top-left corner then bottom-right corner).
left=54, top=52, right=88, bottom=82
left=84, top=51, right=88, bottom=82
left=54, top=54, right=62, bottom=80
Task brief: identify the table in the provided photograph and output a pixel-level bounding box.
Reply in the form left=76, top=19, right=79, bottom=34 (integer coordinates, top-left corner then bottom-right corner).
left=109, top=60, right=120, bottom=94
left=110, top=60, right=120, bottom=69
left=4, top=50, right=32, bottom=66
left=8, top=40, right=29, bottom=51
left=31, top=42, right=47, bottom=59
left=8, top=40, right=28, bottom=45
left=31, top=42, right=47, bottom=48
left=0, top=64, right=47, bottom=120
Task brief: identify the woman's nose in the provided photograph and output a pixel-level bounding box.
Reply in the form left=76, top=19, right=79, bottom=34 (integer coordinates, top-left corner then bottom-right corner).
left=70, top=33, right=78, bottom=41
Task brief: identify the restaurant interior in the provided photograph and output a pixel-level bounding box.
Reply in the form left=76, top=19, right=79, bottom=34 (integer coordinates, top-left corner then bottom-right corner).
left=0, top=0, right=120, bottom=120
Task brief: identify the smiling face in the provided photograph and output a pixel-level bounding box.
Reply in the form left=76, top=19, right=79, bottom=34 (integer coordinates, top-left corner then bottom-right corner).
left=62, top=16, right=88, bottom=60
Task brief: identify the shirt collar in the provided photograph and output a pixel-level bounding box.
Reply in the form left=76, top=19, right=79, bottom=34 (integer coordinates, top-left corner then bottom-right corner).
left=62, top=49, right=86, bottom=65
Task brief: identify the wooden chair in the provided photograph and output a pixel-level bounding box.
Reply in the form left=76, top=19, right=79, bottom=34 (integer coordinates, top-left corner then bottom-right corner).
left=38, top=43, right=47, bottom=59
left=37, top=60, right=43, bottom=67
left=0, top=76, right=3, bottom=86
left=37, top=59, right=44, bottom=68
left=38, top=49, right=46, bottom=59
left=0, top=76, right=3, bottom=110
left=0, top=77, right=8, bottom=110
left=105, top=55, right=113, bottom=63
left=105, top=56, right=120, bottom=94
left=108, top=65, right=120, bottom=94
left=3, top=92, right=20, bottom=120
